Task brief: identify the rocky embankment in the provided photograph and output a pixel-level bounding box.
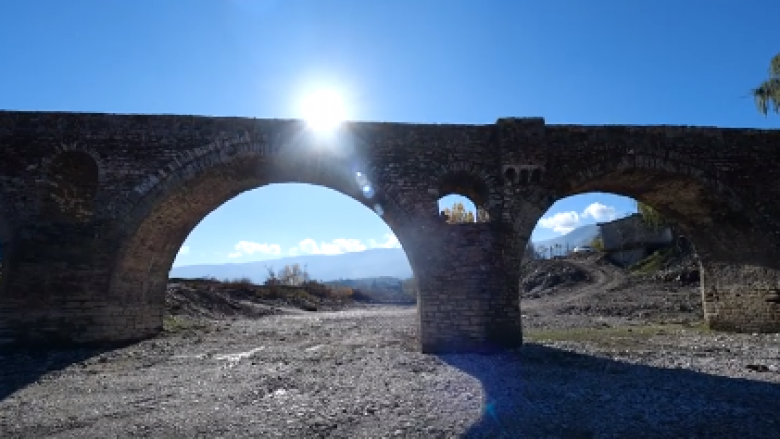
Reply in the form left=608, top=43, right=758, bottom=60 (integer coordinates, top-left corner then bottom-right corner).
left=1, top=258, right=779, bottom=438
left=520, top=254, right=703, bottom=330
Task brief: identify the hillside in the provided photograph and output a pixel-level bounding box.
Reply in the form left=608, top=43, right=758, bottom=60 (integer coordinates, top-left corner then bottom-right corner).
left=170, top=226, right=604, bottom=284
left=170, top=248, right=413, bottom=283
left=520, top=247, right=702, bottom=330
left=532, top=224, right=600, bottom=252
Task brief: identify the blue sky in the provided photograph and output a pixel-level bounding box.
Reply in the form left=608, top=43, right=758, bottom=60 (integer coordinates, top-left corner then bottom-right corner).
left=1, top=1, right=777, bottom=266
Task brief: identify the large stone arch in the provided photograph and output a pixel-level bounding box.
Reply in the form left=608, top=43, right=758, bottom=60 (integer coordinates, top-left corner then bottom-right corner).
left=108, top=139, right=418, bottom=309
left=558, top=151, right=767, bottom=256
left=532, top=149, right=780, bottom=332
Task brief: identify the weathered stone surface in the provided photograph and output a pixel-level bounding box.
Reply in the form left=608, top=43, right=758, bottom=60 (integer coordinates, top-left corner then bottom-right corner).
left=0, top=111, right=778, bottom=352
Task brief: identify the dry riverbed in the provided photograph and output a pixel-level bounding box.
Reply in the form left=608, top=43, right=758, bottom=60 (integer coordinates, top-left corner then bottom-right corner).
left=2, top=305, right=780, bottom=438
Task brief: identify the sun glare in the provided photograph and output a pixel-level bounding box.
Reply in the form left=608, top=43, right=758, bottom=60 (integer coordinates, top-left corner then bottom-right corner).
left=302, top=89, right=347, bottom=133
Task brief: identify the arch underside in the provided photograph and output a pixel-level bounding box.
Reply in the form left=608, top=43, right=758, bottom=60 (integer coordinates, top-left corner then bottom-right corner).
left=110, top=154, right=415, bottom=305
left=438, top=170, right=491, bottom=207
left=556, top=157, right=772, bottom=266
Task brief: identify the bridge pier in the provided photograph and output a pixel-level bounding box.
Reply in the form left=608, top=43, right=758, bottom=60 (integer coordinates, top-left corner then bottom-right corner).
left=0, top=222, right=162, bottom=349
left=412, top=220, right=523, bottom=354
left=702, top=260, right=780, bottom=333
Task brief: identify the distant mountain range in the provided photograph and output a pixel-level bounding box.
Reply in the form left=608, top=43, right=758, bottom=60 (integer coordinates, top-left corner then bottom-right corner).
left=532, top=224, right=600, bottom=253
left=169, top=225, right=602, bottom=282
left=170, top=248, right=413, bottom=284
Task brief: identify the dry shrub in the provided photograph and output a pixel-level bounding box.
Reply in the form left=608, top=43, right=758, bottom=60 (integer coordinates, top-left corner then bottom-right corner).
left=222, top=277, right=254, bottom=288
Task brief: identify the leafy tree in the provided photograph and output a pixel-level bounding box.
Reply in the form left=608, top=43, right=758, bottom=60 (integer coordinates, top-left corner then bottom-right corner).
left=523, top=241, right=537, bottom=261
left=476, top=207, right=490, bottom=223
left=281, top=263, right=307, bottom=286
left=590, top=236, right=604, bottom=251
left=264, top=265, right=278, bottom=285
left=265, top=263, right=308, bottom=286
left=753, top=53, right=780, bottom=116
left=442, top=201, right=491, bottom=223
left=637, top=201, right=664, bottom=230
left=442, top=201, right=475, bottom=223
left=401, top=277, right=419, bottom=298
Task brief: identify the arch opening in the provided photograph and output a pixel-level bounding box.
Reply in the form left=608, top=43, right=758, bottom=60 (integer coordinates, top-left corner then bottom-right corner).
left=437, top=170, right=491, bottom=223
left=169, top=183, right=418, bottom=306
left=529, top=168, right=542, bottom=184
left=518, top=169, right=529, bottom=185
left=518, top=156, right=775, bottom=334
left=503, top=167, right=517, bottom=185
left=42, top=151, right=99, bottom=222
left=110, top=152, right=419, bottom=313
left=523, top=190, right=704, bottom=332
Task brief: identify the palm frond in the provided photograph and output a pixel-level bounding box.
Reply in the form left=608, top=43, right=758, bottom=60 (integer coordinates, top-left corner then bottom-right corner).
left=753, top=78, right=780, bottom=115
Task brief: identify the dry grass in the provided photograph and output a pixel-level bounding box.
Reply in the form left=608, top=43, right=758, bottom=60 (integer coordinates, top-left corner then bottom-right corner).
left=169, top=276, right=355, bottom=307
left=220, top=277, right=254, bottom=288
left=162, top=315, right=210, bottom=333
left=524, top=321, right=710, bottom=350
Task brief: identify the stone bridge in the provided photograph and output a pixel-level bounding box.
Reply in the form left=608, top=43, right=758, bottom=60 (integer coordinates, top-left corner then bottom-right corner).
left=1, top=111, right=779, bottom=353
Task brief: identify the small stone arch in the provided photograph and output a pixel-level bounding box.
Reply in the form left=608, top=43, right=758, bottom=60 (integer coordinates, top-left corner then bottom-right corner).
left=503, top=167, right=518, bottom=185
left=518, top=169, right=530, bottom=184
left=40, top=143, right=106, bottom=182
left=41, top=150, right=100, bottom=222
left=437, top=171, right=492, bottom=223
left=529, top=168, right=542, bottom=184
left=431, top=162, right=498, bottom=223
left=438, top=170, right=490, bottom=207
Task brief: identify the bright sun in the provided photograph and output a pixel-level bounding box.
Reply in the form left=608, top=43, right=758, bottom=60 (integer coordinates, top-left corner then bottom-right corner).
left=301, top=89, right=347, bottom=133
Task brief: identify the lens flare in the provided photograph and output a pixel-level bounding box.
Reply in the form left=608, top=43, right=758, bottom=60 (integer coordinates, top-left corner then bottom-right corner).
left=302, top=89, right=346, bottom=133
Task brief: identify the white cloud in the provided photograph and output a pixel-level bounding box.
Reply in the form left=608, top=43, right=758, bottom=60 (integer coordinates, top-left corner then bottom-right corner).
left=582, top=202, right=618, bottom=222
left=538, top=211, right=581, bottom=234
left=327, top=238, right=367, bottom=254
left=178, top=246, right=190, bottom=255
left=538, top=202, right=619, bottom=235
left=298, top=239, right=320, bottom=255
left=294, top=238, right=367, bottom=255
left=234, top=241, right=281, bottom=256
left=286, top=234, right=401, bottom=256
left=224, top=241, right=282, bottom=259
left=368, top=233, right=401, bottom=249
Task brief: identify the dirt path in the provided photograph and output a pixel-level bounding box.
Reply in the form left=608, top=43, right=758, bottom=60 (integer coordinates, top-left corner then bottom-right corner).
left=521, top=256, right=701, bottom=330
left=523, top=258, right=629, bottom=310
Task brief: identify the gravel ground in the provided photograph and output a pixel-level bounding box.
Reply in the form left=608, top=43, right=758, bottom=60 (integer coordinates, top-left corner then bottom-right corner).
left=2, top=304, right=780, bottom=438
left=2, top=256, right=779, bottom=438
